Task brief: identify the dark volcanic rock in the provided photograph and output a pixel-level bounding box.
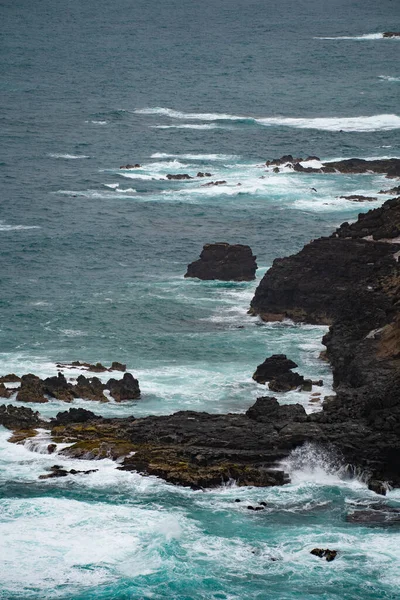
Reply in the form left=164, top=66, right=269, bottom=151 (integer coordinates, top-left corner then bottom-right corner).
left=74, top=375, right=108, bottom=402
left=120, top=164, right=141, bottom=169
left=310, top=548, right=338, bottom=562
left=339, top=195, right=377, bottom=202
left=166, top=173, right=192, bottom=180
left=0, top=404, right=42, bottom=430
left=252, top=354, right=298, bottom=384
left=383, top=32, right=400, bottom=38
left=52, top=407, right=101, bottom=426
left=324, top=158, right=400, bottom=178
left=379, top=186, right=400, bottom=195
left=201, top=180, right=227, bottom=187
left=368, top=480, right=387, bottom=496
left=0, top=384, right=13, bottom=398
left=250, top=199, right=400, bottom=324
left=17, top=374, right=47, bottom=403
left=111, top=362, right=126, bottom=372
left=43, top=373, right=75, bottom=402
left=185, top=243, right=257, bottom=281
left=39, top=464, right=98, bottom=479
left=106, top=373, right=140, bottom=401
left=0, top=374, right=21, bottom=383
left=268, top=372, right=304, bottom=392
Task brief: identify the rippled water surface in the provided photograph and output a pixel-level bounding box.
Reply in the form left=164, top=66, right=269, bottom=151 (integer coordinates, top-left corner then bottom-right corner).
left=1, top=0, right=400, bottom=597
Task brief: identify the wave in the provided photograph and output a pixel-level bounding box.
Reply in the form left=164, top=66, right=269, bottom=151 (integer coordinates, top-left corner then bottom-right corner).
left=49, top=153, right=90, bottom=159
left=257, top=114, right=400, bottom=132
left=151, top=153, right=239, bottom=161
left=0, top=221, right=40, bottom=231
left=137, top=106, right=400, bottom=132
left=315, top=33, right=385, bottom=40
left=378, top=75, right=400, bottom=82
left=151, top=124, right=224, bottom=130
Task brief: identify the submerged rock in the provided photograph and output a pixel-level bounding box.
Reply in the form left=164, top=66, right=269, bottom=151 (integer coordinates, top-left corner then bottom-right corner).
left=310, top=548, right=338, bottom=562
left=339, top=195, right=377, bottom=202
left=120, top=164, right=141, bottom=169
left=166, top=173, right=192, bottom=180
left=39, top=464, right=98, bottom=479
left=383, top=32, right=400, bottom=38
left=185, top=242, right=257, bottom=281
left=368, top=480, right=387, bottom=496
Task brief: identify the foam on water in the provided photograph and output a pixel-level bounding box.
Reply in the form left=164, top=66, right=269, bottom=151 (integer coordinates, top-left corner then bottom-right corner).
left=315, top=33, right=385, bottom=40
left=137, top=106, right=400, bottom=131
left=48, top=153, right=90, bottom=159
left=0, top=221, right=40, bottom=231
left=379, top=75, right=400, bottom=82
left=151, top=153, right=240, bottom=160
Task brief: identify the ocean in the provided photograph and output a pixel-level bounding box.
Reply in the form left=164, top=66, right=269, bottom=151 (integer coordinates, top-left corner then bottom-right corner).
left=1, top=0, right=400, bottom=597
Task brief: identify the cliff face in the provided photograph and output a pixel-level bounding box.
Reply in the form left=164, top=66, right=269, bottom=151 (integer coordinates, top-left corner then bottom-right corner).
left=250, top=197, right=400, bottom=484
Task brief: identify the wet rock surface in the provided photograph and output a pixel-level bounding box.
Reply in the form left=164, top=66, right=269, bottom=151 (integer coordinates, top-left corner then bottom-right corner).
left=310, top=548, right=338, bottom=562
left=252, top=354, right=304, bottom=390
left=185, top=242, right=257, bottom=281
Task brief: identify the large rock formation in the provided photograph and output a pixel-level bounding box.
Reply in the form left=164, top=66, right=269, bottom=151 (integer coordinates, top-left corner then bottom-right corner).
left=185, top=243, right=257, bottom=281
left=266, top=156, right=400, bottom=179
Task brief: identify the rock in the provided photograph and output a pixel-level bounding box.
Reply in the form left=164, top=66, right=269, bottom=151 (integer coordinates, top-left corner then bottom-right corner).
left=383, top=32, right=400, bottom=38
left=301, top=379, right=313, bottom=392
left=268, top=372, right=304, bottom=392
left=310, top=548, right=338, bottom=562
left=346, top=507, right=400, bottom=524
left=39, top=464, right=98, bottom=479
left=323, top=158, right=400, bottom=178
left=87, top=362, right=108, bottom=373
left=246, top=396, right=307, bottom=426
left=74, top=375, right=108, bottom=402
left=339, top=195, right=377, bottom=202
left=196, top=172, right=212, bottom=177
left=16, top=374, right=47, bottom=403
left=106, top=373, right=141, bottom=401
left=0, top=404, right=42, bottom=430
left=379, top=186, right=400, bottom=195
left=166, top=173, right=193, bottom=180
left=43, top=373, right=75, bottom=402
left=185, top=243, right=257, bottom=281
left=250, top=198, right=400, bottom=323
left=47, top=444, right=57, bottom=454
left=0, top=374, right=21, bottom=383
left=273, top=167, right=280, bottom=173
left=368, top=480, right=387, bottom=496
left=312, top=380, right=323, bottom=386
left=201, top=180, right=227, bottom=187
left=52, top=407, right=101, bottom=426
left=111, top=361, right=126, bottom=372
left=0, top=383, right=13, bottom=398
left=120, top=164, right=141, bottom=169
left=252, top=354, right=298, bottom=384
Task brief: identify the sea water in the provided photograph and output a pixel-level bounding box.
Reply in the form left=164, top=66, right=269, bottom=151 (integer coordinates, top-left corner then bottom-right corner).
left=1, top=0, right=400, bottom=597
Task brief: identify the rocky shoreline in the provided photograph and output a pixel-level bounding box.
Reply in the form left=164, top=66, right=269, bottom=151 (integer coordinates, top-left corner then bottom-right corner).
left=1, top=164, right=400, bottom=493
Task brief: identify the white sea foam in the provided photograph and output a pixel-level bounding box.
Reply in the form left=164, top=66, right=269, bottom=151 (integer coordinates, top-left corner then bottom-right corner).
left=257, top=114, right=400, bottom=132
left=138, top=106, right=400, bottom=132
left=151, top=124, right=223, bottom=130
left=0, top=221, right=40, bottom=231
left=378, top=75, right=400, bottom=82
left=86, top=120, right=108, bottom=124
left=49, top=153, right=89, bottom=159
left=315, top=33, right=385, bottom=40
left=151, top=153, right=239, bottom=160
left=104, top=183, right=120, bottom=189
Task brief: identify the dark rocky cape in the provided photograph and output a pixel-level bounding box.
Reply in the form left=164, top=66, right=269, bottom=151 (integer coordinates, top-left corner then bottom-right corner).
left=2, top=198, right=400, bottom=490
left=185, top=243, right=257, bottom=281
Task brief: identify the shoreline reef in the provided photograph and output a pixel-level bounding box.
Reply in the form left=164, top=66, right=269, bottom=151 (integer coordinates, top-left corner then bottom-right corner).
left=1, top=159, right=400, bottom=493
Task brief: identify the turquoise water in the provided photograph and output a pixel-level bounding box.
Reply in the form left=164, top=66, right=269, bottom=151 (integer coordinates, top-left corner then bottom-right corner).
left=1, top=0, right=400, bottom=597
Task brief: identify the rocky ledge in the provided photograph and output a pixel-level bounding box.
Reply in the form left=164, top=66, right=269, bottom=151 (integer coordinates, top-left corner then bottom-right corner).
left=1, top=200, right=399, bottom=491
left=266, top=156, right=400, bottom=179
left=185, top=243, right=257, bottom=281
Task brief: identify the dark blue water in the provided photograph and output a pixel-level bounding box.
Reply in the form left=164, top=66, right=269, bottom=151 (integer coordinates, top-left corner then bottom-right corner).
left=1, top=0, right=400, bottom=597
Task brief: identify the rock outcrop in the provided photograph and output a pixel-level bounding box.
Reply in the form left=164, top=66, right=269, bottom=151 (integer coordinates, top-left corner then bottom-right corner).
left=252, top=355, right=304, bottom=391
left=185, top=243, right=257, bottom=281
left=383, top=32, right=400, bottom=38
left=266, top=156, right=400, bottom=179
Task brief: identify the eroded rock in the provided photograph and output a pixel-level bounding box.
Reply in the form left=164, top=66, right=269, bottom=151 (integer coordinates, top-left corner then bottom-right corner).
left=185, top=242, right=257, bottom=281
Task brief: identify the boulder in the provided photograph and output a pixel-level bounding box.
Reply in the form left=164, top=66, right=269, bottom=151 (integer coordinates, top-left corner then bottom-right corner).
left=52, top=407, right=101, bottom=426
left=43, top=373, right=75, bottom=402
left=166, top=173, right=192, bottom=180
left=0, top=374, right=21, bottom=383
left=383, top=32, right=400, bottom=38
left=268, top=371, right=304, bottom=392
left=106, top=373, right=141, bottom=401
left=252, top=354, right=298, bottom=384
left=185, top=242, right=257, bottom=281
left=16, top=374, right=47, bottom=403
left=0, top=384, right=13, bottom=398
left=368, top=480, right=387, bottom=496
left=197, top=172, right=212, bottom=177
left=111, top=361, right=126, bottom=372
left=0, top=404, right=42, bottom=430
left=310, top=548, right=338, bottom=562
left=120, top=164, right=141, bottom=169
left=74, top=375, right=108, bottom=402
left=339, top=195, right=377, bottom=202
